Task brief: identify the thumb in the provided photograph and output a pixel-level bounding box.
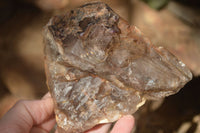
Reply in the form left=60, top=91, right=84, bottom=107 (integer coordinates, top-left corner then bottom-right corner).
left=0, top=93, right=54, bottom=133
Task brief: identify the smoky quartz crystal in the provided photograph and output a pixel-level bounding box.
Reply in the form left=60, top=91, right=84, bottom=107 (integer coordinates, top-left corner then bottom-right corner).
left=44, top=2, right=192, bottom=133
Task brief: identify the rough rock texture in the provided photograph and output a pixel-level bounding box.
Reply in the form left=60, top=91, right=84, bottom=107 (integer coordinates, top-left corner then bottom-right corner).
left=44, top=2, right=192, bottom=133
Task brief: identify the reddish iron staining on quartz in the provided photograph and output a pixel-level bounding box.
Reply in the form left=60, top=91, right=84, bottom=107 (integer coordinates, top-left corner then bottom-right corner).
left=44, top=2, right=192, bottom=133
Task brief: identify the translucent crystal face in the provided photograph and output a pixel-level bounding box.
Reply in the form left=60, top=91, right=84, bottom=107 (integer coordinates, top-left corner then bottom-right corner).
left=44, top=2, right=192, bottom=133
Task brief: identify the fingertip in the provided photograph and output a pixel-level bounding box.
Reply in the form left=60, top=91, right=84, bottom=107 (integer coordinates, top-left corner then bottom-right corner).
left=111, top=115, right=135, bottom=133
left=55, top=129, right=59, bottom=133
left=121, top=115, right=135, bottom=123
left=85, top=123, right=111, bottom=133
left=42, top=92, right=51, bottom=100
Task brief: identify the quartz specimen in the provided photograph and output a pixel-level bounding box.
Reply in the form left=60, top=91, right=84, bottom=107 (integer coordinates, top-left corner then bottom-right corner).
left=44, top=2, right=192, bottom=133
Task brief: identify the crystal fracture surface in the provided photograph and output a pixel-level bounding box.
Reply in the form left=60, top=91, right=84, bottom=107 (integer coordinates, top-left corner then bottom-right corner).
left=44, top=2, right=192, bottom=133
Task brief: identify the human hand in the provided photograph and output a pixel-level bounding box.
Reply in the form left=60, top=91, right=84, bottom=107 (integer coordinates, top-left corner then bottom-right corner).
left=0, top=93, right=55, bottom=133
left=0, top=92, right=134, bottom=133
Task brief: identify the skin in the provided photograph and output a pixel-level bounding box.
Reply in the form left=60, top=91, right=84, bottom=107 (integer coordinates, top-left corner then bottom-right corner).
left=0, top=93, right=134, bottom=133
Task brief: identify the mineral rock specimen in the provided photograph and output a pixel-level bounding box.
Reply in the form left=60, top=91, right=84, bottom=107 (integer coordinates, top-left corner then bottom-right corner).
left=44, top=2, right=192, bottom=133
